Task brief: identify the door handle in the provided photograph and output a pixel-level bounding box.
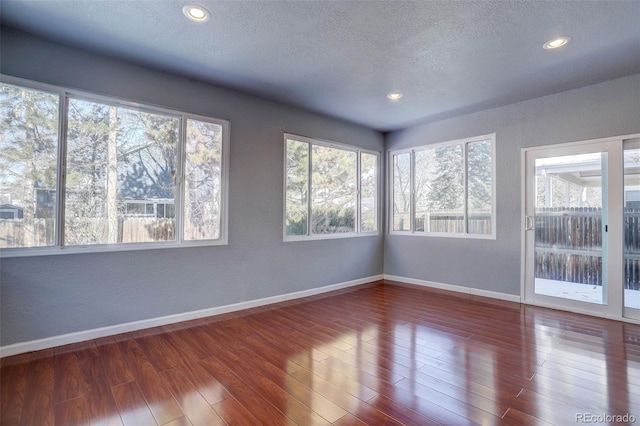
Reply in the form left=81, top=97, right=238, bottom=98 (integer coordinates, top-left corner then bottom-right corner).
left=525, top=216, right=533, bottom=231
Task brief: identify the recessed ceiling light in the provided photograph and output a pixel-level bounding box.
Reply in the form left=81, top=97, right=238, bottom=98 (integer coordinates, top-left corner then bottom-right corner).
left=183, top=5, right=210, bottom=22
left=543, top=36, right=571, bottom=50
left=387, top=92, right=403, bottom=100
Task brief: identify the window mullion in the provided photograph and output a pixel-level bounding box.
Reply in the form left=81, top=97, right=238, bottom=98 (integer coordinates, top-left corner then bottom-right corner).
left=307, top=142, right=312, bottom=237
left=463, top=142, right=469, bottom=234
left=56, top=94, right=69, bottom=248
left=410, top=150, right=416, bottom=233
left=176, top=118, right=187, bottom=243
left=356, top=151, right=361, bottom=233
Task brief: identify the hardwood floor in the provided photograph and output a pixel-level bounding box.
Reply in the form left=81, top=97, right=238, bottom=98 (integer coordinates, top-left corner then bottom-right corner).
left=2, top=280, right=639, bottom=425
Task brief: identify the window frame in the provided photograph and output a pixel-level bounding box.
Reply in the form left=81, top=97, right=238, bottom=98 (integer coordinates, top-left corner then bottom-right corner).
left=0, top=75, right=229, bottom=257
left=283, top=133, right=380, bottom=241
left=388, top=133, right=496, bottom=240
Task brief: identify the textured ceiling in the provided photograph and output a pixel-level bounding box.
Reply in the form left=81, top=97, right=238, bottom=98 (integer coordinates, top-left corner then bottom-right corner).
left=1, top=1, right=639, bottom=131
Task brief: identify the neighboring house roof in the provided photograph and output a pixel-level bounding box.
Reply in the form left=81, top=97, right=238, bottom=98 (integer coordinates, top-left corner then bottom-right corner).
left=0, top=204, right=23, bottom=211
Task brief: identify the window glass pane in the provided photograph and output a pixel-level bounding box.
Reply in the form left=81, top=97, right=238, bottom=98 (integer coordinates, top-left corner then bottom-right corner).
left=126, top=203, right=145, bottom=216
left=534, top=153, right=604, bottom=304
left=311, top=145, right=357, bottom=234
left=0, top=83, right=59, bottom=248
left=65, top=99, right=179, bottom=245
left=415, top=145, right=464, bottom=233
left=467, top=139, right=493, bottom=234
left=285, top=139, right=309, bottom=236
left=413, top=150, right=431, bottom=232
left=184, top=119, right=223, bottom=240
left=624, top=147, right=640, bottom=309
left=360, top=152, right=378, bottom=232
left=165, top=204, right=175, bottom=219
left=392, top=153, right=411, bottom=231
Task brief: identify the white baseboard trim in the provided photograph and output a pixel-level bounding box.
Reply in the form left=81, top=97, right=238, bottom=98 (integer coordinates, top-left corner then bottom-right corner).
left=0, top=274, right=383, bottom=358
left=384, top=274, right=522, bottom=303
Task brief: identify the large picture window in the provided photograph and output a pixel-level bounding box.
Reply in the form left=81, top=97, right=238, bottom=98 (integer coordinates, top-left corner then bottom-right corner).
left=0, top=77, right=229, bottom=255
left=390, top=134, right=495, bottom=238
left=284, top=134, right=379, bottom=240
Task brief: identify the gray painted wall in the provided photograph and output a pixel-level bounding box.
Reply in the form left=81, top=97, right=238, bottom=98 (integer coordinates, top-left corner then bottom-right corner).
left=0, top=28, right=384, bottom=346
left=385, top=73, right=640, bottom=295
left=2, top=26, right=639, bottom=349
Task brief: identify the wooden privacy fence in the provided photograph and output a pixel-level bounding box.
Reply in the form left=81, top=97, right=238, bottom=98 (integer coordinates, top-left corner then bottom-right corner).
left=535, top=207, right=640, bottom=290
left=0, top=218, right=55, bottom=248
left=414, top=211, right=492, bottom=234
left=0, top=218, right=175, bottom=248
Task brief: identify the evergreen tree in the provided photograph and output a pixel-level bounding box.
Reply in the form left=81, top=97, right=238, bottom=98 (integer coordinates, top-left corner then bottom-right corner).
left=427, top=145, right=464, bottom=211
left=285, top=139, right=309, bottom=235
left=0, top=83, right=59, bottom=247
left=310, top=145, right=357, bottom=233
left=467, top=140, right=492, bottom=212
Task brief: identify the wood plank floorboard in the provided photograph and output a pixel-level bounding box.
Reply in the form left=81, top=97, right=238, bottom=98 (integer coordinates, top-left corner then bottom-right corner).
left=211, top=397, right=262, bottom=426
left=2, top=281, right=639, bottom=425
left=19, top=349, right=55, bottom=426
left=0, top=352, right=31, bottom=425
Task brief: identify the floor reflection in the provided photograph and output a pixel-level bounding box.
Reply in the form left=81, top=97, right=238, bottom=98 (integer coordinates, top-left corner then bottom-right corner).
left=3, top=283, right=639, bottom=425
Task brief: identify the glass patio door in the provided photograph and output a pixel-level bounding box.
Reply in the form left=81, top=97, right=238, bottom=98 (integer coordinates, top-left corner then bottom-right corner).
left=533, top=151, right=606, bottom=304
left=524, top=139, right=624, bottom=318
